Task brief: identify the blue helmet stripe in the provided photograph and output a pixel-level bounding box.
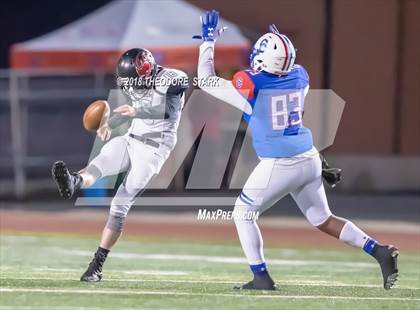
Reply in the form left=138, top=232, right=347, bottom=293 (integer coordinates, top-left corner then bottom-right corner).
left=281, top=34, right=294, bottom=72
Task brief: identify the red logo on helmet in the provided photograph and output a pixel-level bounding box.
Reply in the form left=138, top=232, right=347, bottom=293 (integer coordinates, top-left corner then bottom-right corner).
left=134, top=51, right=153, bottom=77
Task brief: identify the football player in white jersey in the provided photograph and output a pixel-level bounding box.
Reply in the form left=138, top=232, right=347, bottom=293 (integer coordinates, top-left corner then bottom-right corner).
left=194, top=10, right=398, bottom=290
left=52, top=48, right=188, bottom=282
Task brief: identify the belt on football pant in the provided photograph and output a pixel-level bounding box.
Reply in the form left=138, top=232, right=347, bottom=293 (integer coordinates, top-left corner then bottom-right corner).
left=128, top=133, right=160, bottom=149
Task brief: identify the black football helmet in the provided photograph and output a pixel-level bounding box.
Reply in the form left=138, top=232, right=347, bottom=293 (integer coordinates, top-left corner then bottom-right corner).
left=116, top=48, right=157, bottom=100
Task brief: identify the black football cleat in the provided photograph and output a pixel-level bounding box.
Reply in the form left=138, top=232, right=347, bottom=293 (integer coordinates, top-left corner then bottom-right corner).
left=52, top=161, right=81, bottom=199
left=234, top=274, right=277, bottom=290
left=372, top=245, right=399, bottom=290
left=80, top=252, right=106, bottom=282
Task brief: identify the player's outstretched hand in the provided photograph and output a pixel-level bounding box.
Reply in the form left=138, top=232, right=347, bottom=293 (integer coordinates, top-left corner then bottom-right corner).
left=113, top=104, right=136, bottom=117
left=97, top=123, right=111, bottom=142
left=192, top=9, right=227, bottom=42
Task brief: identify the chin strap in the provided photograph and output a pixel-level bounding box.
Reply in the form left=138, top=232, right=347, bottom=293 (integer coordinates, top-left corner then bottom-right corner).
left=320, top=153, right=342, bottom=188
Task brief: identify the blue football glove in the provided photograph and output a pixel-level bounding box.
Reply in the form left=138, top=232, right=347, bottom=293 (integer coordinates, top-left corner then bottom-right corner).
left=192, top=9, right=227, bottom=42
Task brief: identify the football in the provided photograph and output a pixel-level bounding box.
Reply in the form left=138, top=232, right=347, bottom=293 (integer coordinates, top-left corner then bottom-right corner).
left=82, top=100, right=109, bottom=132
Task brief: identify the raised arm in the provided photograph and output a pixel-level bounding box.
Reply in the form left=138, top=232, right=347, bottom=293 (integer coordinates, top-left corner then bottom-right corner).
left=194, top=11, right=252, bottom=115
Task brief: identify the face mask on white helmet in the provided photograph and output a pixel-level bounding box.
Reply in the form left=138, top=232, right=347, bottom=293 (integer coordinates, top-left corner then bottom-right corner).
left=250, top=25, right=296, bottom=75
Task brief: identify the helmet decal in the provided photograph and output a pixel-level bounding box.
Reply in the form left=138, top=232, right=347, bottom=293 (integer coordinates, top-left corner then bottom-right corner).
left=256, top=38, right=269, bottom=55
left=235, top=76, right=243, bottom=88
left=134, top=50, right=153, bottom=77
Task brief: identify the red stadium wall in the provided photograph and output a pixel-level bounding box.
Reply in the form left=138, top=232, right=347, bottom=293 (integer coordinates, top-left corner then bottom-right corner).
left=329, top=0, right=398, bottom=154
left=10, top=46, right=249, bottom=72
left=399, top=0, right=420, bottom=155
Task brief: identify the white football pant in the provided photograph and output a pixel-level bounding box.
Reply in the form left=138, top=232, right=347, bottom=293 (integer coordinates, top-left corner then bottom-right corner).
left=88, top=134, right=170, bottom=217
left=233, top=148, right=332, bottom=265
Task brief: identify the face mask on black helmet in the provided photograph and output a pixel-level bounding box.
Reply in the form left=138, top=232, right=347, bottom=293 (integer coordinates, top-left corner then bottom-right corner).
left=116, top=48, right=157, bottom=101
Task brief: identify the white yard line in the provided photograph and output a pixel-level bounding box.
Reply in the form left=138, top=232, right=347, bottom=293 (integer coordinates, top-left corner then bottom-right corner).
left=59, top=249, right=376, bottom=268
left=124, top=270, right=189, bottom=276
left=31, top=268, right=81, bottom=272
left=1, top=308, right=146, bottom=310
left=0, top=288, right=419, bottom=301
left=0, top=308, right=139, bottom=310
left=1, top=276, right=419, bottom=290
left=31, top=268, right=188, bottom=276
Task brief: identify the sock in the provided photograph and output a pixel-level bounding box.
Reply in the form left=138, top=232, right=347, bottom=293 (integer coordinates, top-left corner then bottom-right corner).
left=234, top=218, right=265, bottom=267
left=339, top=221, right=371, bottom=248
left=250, top=262, right=269, bottom=277
left=72, top=173, right=83, bottom=191
left=95, top=246, right=110, bottom=262
left=81, top=164, right=102, bottom=188
left=363, top=238, right=378, bottom=256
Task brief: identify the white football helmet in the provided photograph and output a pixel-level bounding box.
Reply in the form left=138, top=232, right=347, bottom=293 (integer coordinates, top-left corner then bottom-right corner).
left=250, top=24, right=296, bottom=75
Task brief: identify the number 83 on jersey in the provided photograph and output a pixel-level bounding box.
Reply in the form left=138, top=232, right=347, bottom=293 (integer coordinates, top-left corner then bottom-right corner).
left=271, top=90, right=303, bottom=136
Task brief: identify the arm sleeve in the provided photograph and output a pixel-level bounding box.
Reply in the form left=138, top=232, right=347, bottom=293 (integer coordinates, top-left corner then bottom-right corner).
left=167, top=78, right=188, bottom=95
left=108, top=98, right=171, bottom=129
left=108, top=113, right=130, bottom=129
left=197, top=41, right=253, bottom=115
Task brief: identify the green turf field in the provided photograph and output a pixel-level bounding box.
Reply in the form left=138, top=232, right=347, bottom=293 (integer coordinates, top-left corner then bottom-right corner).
left=0, top=233, right=419, bottom=309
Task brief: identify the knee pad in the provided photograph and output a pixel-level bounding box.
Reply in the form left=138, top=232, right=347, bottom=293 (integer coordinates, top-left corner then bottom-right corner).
left=110, top=199, right=132, bottom=217
left=110, top=185, right=136, bottom=216
left=106, top=213, right=126, bottom=232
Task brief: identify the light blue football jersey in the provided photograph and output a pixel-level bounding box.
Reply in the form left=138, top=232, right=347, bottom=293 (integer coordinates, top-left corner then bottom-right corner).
left=232, top=65, right=313, bottom=158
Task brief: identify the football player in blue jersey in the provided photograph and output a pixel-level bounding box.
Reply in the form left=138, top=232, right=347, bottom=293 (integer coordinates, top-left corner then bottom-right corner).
left=194, top=10, right=399, bottom=290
